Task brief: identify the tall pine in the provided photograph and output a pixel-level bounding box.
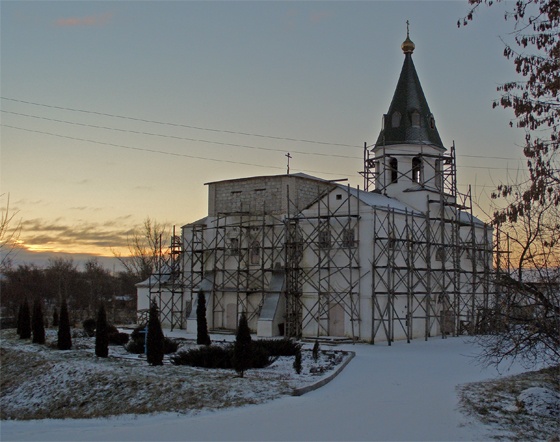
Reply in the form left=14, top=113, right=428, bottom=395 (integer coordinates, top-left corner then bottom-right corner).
left=52, top=308, right=59, bottom=327
left=196, top=291, right=211, bottom=346
left=31, top=299, right=45, bottom=344
left=95, top=304, right=109, bottom=358
left=57, top=299, right=72, bottom=350
left=19, top=299, right=31, bottom=339
left=146, top=300, right=164, bottom=366
left=232, top=312, right=252, bottom=378
left=16, top=302, right=23, bottom=336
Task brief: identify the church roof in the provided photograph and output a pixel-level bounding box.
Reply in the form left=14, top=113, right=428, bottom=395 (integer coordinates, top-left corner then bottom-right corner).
left=375, top=34, right=445, bottom=150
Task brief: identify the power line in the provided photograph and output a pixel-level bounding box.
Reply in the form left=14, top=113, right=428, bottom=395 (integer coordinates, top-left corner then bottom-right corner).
left=1, top=97, right=361, bottom=149
left=2, top=97, right=527, bottom=163
left=2, top=120, right=526, bottom=173
left=1, top=124, right=351, bottom=178
left=1, top=110, right=355, bottom=159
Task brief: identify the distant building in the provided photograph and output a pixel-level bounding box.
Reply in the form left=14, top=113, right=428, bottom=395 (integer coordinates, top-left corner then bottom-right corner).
left=138, top=33, right=493, bottom=343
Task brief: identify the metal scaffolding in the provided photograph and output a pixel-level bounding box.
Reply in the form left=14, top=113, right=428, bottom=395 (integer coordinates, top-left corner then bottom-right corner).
left=146, top=141, right=493, bottom=343
left=364, top=142, right=493, bottom=343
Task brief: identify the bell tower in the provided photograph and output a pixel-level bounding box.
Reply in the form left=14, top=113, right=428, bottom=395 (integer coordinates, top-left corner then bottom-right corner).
left=363, top=26, right=456, bottom=213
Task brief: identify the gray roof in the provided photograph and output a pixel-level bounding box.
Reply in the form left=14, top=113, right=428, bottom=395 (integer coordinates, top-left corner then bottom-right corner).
left=375, top=47, right=445, bottom=150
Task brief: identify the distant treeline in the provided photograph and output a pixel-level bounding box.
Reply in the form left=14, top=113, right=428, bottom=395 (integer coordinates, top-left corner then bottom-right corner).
left=1, top=258, right=139, bottom=324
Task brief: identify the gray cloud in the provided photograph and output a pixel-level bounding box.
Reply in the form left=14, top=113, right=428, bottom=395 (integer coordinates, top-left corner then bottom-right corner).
left=19, top=217, right=137, bottom=250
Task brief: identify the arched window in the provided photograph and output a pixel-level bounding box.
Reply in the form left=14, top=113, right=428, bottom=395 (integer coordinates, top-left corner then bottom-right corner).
left=250, top=240, right=260, bottom=265
left=391, top=111, right=401, bottom=128
left=389, top=158, right=398, bottom=183
left=412, top=157, right=422, bottom=183
left=411, top=110, right=421, bottom=127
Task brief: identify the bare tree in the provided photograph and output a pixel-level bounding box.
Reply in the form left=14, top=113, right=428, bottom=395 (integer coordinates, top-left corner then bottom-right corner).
left=113, top=217, right=170, bottom=282
left=460, top=0, right=559, bottom=211
left=482, top=184, right=560, bottom=368
left=460, top=0, right=559, bottom=368
left=0, top=194, right=21, bottom=271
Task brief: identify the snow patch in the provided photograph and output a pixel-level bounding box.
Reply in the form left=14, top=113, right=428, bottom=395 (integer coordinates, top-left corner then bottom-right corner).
left=517, top=386, right=560, bottom=418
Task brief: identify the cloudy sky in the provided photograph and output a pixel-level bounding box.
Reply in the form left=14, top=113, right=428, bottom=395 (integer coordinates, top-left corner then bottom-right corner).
left=1, top=1, right=527, bottom=267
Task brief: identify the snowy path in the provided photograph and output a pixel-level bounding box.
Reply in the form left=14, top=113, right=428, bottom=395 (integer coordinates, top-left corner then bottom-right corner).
left=1, top=337, right=527, bottom=441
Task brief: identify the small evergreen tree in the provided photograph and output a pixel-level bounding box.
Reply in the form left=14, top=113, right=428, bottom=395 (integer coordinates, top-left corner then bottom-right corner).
left=196, top=291, right=211, bottom=346
left=31, top=299, right=45, bottom=344
left=293, top=347, right=302, bottom=374
left=312, top=339, right=320, bottom=362
left=57, top=299, right=72, bottom=350
left=95, top=304, right=109, bottom=358
left=146, top=300, right=165, bottom=366
left=19, top=299, right=31, bottom=339
left=52, top=308, right=59, bottom=327
left=232, top=312, right=252, bottom=378
left=16, top=302, right=23, bottom=336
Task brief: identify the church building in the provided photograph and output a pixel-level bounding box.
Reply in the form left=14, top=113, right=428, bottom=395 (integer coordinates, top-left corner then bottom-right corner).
left=137, top=33, right=493, bottom=344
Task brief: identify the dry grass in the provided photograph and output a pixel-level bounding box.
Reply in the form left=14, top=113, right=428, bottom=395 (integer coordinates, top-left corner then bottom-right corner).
left=458, top=364, right=560, bottom=441
left=0, top=329, right=345, bottom=421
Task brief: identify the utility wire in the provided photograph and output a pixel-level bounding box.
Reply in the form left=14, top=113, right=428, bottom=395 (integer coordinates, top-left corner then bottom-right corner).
left=1, top=97, right=361, bottom=149
left=2, top=97, right=526, bottom=163
left=1, top=124, right=517, bottom=190
left=1, top=124, right=351, bottom=178
left=1, top=110, right=354, bottom=159
left=1, top=121, right=524, bottom=175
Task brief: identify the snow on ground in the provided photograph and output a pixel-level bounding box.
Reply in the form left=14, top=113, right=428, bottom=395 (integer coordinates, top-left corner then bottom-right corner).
left=1, top=330, right=555, bottom=441
left=458, top=365, right=559, bottom=441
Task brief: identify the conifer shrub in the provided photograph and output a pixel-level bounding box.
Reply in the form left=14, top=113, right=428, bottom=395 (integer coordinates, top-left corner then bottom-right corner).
left=171, top=345, right=234, bottom=368
left=196, top=291, right=211, bottom=346
left=232, top=313, right=252, bottom=377
left=82, top=318, right=96, bottom=337
left=125, top=324, right=176, bottom=354
left=125, top=324, right=147, bottom=354
left=57, top=299, right=72, bottom=350
left=254, top=338, right=301, bottom=357
left=32, top=299, right=45, bottom=344
left=163, top=337, right=179, bottom=353
left=108, top=328, right=130, bottom=346
left=146, top=300, right=165, bottom=365
left=312, top=339, right=320, bottom=362
left=293, top=347, right=302, bottom=374
left=19, top=299, right=31, bottom=339
left=170, top=343, right=270, bottom=369
left=95, top=305, right=109, bottom=358
left=16, top=302, right=23, bottom=336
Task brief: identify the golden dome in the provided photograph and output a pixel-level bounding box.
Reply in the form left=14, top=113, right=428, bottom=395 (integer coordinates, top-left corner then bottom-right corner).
left=401, top=36, right=415, bottom=54
left=401, top=20, right=415, bottom=54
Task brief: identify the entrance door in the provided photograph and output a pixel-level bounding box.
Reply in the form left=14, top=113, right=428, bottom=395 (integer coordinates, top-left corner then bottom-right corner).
left=329, top=303, right=345, bottom=336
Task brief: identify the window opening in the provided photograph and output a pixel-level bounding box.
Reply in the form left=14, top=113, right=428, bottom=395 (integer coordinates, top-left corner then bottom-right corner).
left=411, top=110, right=421, bottom=127
left=389, top=158, right=398, bottom=183
left=435, top=159, right=443, bottom=190
left=392, top=111, right=401, bottom=128
left=318, top=225, right=331, bottom=249
left=342, top=228, right=356, bottom=248
left=412, top=157, right=422, bottom=183
left=250, top=240, right=260, bottom=265
left=229, top=238, right=240, bottom=256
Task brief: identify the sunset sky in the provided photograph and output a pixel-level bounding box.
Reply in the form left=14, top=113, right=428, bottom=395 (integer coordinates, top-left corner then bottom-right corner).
left=1, top=1, right=528, bottom=268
